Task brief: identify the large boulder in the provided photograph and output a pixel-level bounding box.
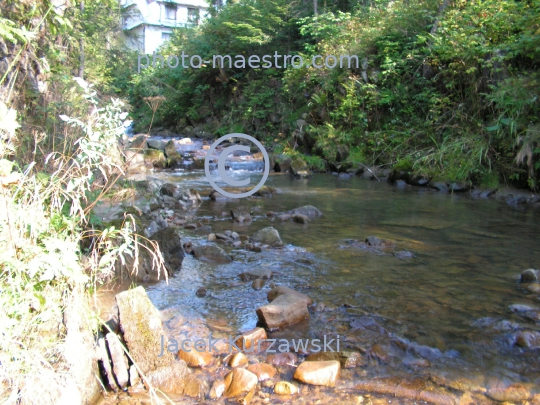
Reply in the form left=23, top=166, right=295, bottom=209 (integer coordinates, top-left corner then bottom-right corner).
left=251, top=227, right=283, bottom=247
left=115, top=287, right=175, bottom=372
left=256, top=293, right=310, bottom=330
left=192, top=244, right=233, bottom=263
left=287, top=205, right=322, bottom=219
left=149, top=227, right=184, bottom=270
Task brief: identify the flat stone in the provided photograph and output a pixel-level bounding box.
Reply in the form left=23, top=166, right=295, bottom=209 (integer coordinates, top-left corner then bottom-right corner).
left=486, top=382, right=532, bottom=402
left=256, top=293, right=310, bottom=330
left=293, top=360, right=340, bottom=387
left=224, top=368, right=258, bottom=398
left=274, top=381, right=298, bottom=395
left=247, top=363, right=277, bottom=381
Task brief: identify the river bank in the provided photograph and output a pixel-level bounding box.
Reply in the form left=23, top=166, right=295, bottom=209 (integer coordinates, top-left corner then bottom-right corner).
left=91, top=134, right=540, bottom=405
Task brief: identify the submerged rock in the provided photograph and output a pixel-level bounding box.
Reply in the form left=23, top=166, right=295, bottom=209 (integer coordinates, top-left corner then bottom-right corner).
left=305, top=351, right=364, bottom=369
left=247, top=363, right=277, bottom=381
left=274, top=381, right=298, bottom=395
left=231, top=206, right=252, bottom=222
left=527, top=283, right=540, bottom=294
left=486, top=381, right=532, bottom=402
left=365, top=236, right=395, bottom=248
left=239, top=268, right=273, bottom=281
left=252, top=279, right=265, bottom=290
left=267, top=286, right=313, bottom=306
left=514, top=331, right=540, bottom=348
left=292, top=213, right=309, bottom=224
left=178, top=349, right=214, bottom=367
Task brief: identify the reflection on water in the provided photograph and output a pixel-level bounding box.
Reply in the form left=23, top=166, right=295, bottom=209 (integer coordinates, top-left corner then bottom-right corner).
left=146, top=171, right=540, bottom=386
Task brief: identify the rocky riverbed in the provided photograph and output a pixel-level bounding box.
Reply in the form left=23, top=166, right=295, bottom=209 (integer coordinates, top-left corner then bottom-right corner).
left=92, top=134, right=540, bottom=405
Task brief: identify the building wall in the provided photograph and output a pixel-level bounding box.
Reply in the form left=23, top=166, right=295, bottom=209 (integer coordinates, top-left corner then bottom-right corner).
left=120, top=0, right=209, bottom=54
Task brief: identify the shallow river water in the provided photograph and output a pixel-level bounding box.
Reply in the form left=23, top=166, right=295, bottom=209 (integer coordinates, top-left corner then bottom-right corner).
left=141, top=169, right=540, bottom=402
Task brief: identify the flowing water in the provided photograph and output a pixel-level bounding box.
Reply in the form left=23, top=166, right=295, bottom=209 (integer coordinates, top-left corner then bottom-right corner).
left=143, top=169, right=540, bottom=395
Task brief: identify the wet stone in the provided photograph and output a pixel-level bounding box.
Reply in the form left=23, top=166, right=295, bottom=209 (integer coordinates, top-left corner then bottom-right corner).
left=252, top=279, right=265, bottom=290
left=294, top=360, right=340, bottom=387
left=521, top=269, right=539, bottom=283
left=178, top=349, right=214, bottom=367
left=247, top=363, right=277, bottom=381
left=527, top=283, right=540, bottom=294
left=274, top=381, right=298, bottom=395
left=223, top=368, right=258, bottom=398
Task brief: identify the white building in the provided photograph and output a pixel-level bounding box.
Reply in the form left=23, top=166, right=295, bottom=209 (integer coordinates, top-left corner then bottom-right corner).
left=120, top=0, right=210, bottom=54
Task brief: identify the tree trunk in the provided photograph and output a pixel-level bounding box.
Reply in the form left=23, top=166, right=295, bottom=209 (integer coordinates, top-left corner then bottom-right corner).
left=78, top=1, right=85, bottom=79
left=313, top=0, right=318, bottom=15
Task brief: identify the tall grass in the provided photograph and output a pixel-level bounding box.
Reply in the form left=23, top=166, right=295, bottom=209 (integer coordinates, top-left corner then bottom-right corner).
left=0, top=79, right=166, bottom=404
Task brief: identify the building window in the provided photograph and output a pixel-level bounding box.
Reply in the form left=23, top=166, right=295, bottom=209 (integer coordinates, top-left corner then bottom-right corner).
left=165, top=5, right=177, bottom=20
left=187, top=8, right=200, bottom=24
left=161, top=32, right=172, bottom=41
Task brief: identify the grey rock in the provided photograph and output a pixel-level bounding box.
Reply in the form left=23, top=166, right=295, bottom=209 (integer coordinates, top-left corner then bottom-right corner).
left=192, top=245, right=233, bottom=263
left=251, top=227, right=283, bottom=247
left=287, top=205, right=322, bottom=219
left=521, top=269, right=539, bottom=283
left=147, top=139, right=167, bottom=150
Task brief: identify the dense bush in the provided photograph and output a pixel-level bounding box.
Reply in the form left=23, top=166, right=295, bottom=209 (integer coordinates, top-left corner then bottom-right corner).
left=128, top=0, right=540, bottom=188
